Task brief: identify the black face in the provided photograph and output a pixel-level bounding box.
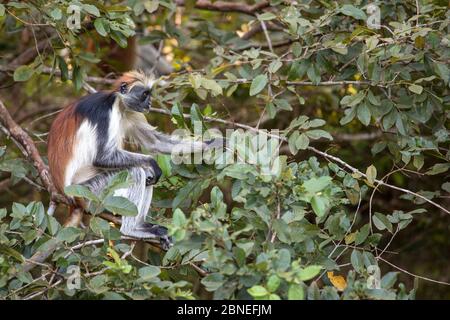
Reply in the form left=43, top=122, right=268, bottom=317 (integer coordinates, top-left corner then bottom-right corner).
left=121, top=83, right=152, bottom=113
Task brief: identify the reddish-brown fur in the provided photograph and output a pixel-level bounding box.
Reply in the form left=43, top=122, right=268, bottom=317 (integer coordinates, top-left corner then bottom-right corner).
left=47, top=103, right=81, bottom=193
left=113, top=73, right=138, bottom=90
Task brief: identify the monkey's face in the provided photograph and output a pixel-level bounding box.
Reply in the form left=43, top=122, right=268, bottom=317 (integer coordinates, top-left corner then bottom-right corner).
left=120, top=83, right=152, bottom=113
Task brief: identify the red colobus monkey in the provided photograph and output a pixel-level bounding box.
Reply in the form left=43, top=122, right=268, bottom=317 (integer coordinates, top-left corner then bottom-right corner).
left=48, top=70, right=218, bottom=249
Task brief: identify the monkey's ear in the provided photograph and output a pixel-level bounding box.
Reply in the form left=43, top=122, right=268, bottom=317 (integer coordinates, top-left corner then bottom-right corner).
left=120, top=82, right=128, bottom=94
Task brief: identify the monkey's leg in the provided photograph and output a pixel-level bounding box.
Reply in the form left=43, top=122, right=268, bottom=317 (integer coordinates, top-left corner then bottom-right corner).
left=117, top=167, right=172, bottom=250
left=83, top=167, right=171, bottom=249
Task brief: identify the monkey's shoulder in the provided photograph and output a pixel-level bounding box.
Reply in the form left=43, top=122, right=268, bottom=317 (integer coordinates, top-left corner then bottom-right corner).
left=75, top=91, right=117, bottom=118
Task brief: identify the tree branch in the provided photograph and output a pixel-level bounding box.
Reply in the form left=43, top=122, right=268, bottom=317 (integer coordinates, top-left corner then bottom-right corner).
left=175, top=0, right=270, bottom=16
left=146, top=107, right=450, bottom=216
left=0, top=97, right=65, bottom=204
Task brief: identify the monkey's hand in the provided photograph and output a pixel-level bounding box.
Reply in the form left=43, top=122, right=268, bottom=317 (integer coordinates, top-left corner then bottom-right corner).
left=144, top=159, right=162, bottom=186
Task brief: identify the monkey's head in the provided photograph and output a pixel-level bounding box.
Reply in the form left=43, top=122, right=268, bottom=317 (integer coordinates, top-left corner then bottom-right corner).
left=115, top=70, right=154, bottom=113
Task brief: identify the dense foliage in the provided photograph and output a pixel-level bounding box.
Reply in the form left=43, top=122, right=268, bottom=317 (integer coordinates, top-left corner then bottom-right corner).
left=0, top=0, right=449, bottom=299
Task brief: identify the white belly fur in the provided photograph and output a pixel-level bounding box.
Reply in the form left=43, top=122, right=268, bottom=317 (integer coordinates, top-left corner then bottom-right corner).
left=64, top=120, right=98, bottom=187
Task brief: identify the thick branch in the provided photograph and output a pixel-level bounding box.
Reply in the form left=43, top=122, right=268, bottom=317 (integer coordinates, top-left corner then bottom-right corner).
left=0, top=97, right=65, bottom=203
left=175, top=0, right=270, bottom=16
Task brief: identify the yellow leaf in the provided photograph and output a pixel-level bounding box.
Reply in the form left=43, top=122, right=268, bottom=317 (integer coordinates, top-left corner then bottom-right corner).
left=365, top=164, right=377, bottom=186
left=344, top=232, right=356, bottom=245
left=327, top=271, right=347, bottom=292
left=347, top=85, right=357, bottom=95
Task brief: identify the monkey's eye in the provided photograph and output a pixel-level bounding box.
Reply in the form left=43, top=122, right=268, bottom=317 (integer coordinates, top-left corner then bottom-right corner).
left=142, top=90, right=150, bottom=99
left=120, top=82, right=128, bottom=94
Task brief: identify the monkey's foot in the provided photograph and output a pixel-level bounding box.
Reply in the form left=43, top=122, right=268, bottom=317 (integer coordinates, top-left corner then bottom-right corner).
left=121, top=223, right=173, bottom=250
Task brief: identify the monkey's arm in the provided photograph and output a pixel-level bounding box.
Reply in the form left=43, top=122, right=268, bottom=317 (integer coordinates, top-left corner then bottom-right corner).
left=93, top=149, right=161, bottom=184
left=128, top=113, right=223, bottom=154
left=93, top=149, right=157, bottom=169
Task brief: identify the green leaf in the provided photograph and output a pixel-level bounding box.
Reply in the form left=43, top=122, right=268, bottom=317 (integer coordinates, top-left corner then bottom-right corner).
left=367, top=90, right=381, bottom=106
left=0, top=208, right=6, bottom=220
left=0, top=4, right=5, bottom=16
left=57, top=227, right=82, bottom=243
left=266, top=275, right=281, bottom=292
left=351, top=249, right=364, bottom=273
left=339, top=4, right=367, bottom=20
left=72, top=65, right=83, bottom=91
left=78, top=52, right=101, bottom=63
left=373, top=212, right=393, bottom=232
left=382, top=109, right=398, bottom=131
left=371, top=142, right=386, bottom=155
left=94, top=18, right=108, bottom=37
left=257, top=12, right=276, bottom=21
left=156, top=154, right=172, bottom=177
left=305, top=129, right=333, bottom=140
left=57, top=56, right=69, bottom=81
left=249, top=74, right=268, bottom=96
left=288, top=284, right=305, bottom=300
left=172, top=208, right=186, bottom=227
left=89, top=275, right=108, bottom=294
left=82, top=4, right=100, bottom=17
left=288, top=131, right=300, bottom=154
left=365, top=165, right=377, bottom=186
left=433, top=62, right=449, bottom=85
left=275, top=249, right=291, bottom=271
left=442, top=182, right=450, bottom=193
left=303, top=176, right=332, bottom=194
left=0, top=244, right=24, bottom=262
left=308, top=119, right=326, bottom=128
left=298, top=265, right=322, bottom=281
left=201, top=273, right=224, bottom=292
left=268, top=60, right=282, bottom=73
left=144, top=0, right=159, bottom=13
left=138, top=266, right=161, bottom=280
left=306, top=65, right=320, bottom=84
left=50, top=8, right=62, bottom=20
left=408, top=84, right=423, bottom=94
left=248, top=285, right=268, bottom=298
left=341, top=92, right=365, bottom=107
left=111, top=31, right=128, bottom=48
left=291, top=42, right=302, bottom=57
left=201, top=78, right=222, bottom=96
left=13, top=65, right=34, bottom=82
left=64, top=185, right=99, bottom=202
left=296, top=133, right=309, bottom=150
left=311, top=195, right=327, bottom=217
left=425, top=163, right=450, bottom=175
left=11, top=202, right=27, bottom=218
left=357, top=103, right=371, bottom=126
left=100, top=171, right=132, bottom=199
left=103, top=196, right=138, bottom=216
left=355, top=224, right=370, bottom=245
left=381, top=272, right=398, bottom=289
left=90, top=217, right=110, bottom=237
left=340, top=107, right=356, bottom=125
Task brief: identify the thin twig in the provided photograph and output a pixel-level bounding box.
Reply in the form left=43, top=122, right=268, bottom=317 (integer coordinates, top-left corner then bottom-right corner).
left=378, top=256, right=450, bottom=286
left=260, top=20, right=273, bottom=53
